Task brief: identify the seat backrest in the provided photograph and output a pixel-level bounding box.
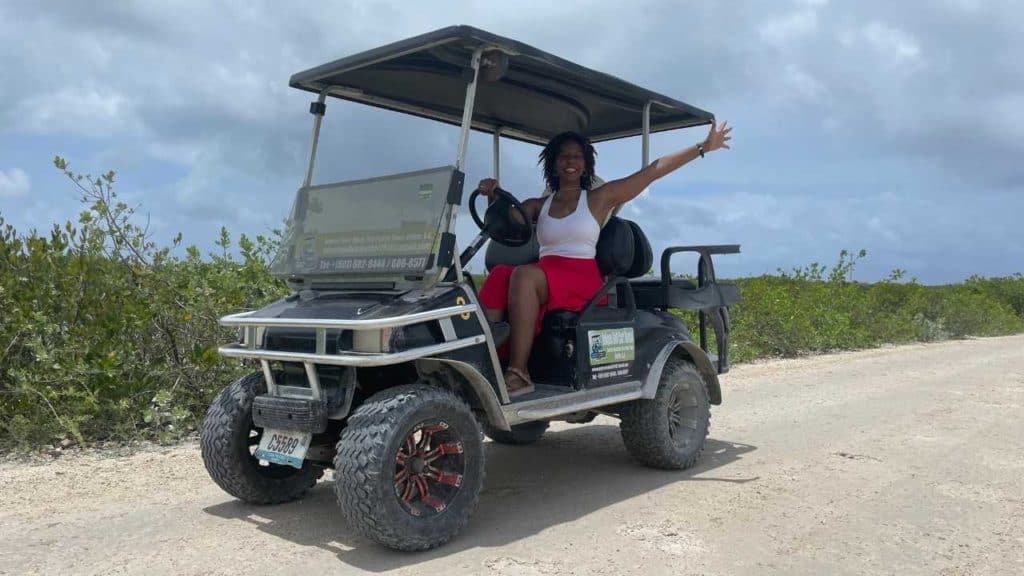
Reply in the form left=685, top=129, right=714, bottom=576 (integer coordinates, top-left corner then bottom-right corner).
left=485, top=233, right=540, bottom=271
left=595, top=217, right=634, bottom=276
left=624, top=219, right=653, bottom=277
left=596, top=217, right=653, bottom=278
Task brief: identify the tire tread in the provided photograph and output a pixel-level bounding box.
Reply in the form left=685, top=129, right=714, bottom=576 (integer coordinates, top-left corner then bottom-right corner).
left=334, top=384, right=484, bottom=551
left=200, top=372, right=322, bottom=504
left=619, top=359, right=711, bottom=470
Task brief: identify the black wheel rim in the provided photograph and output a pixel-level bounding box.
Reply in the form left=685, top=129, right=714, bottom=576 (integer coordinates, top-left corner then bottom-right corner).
left=394, top=419, right=465, bottom=518
left=667, top=381, right=700, bottom=449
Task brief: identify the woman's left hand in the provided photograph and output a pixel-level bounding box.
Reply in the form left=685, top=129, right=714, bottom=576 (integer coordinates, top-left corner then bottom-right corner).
left=702, top=120, right=732, bottom=153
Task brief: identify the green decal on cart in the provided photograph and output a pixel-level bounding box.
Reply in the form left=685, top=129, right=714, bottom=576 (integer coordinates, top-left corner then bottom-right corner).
left=588, top=328, right=635, bottom=366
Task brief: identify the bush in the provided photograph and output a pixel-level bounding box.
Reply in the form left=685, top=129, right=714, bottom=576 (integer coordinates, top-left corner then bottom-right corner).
left=1, top=161, right=1022, bottom=449
left=722, top=251, right=1023, bottom=361
left=0, top=158, right=286, bottom=449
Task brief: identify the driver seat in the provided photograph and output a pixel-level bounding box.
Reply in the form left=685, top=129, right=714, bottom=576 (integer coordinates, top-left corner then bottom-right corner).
left=527, top=216, right=652, bottom=386
left=484, top=215, right=653, bottom=295
left=483, top=214, right=652, bottom=388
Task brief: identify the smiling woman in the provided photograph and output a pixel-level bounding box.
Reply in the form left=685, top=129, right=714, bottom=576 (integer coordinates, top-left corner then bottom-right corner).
left=476, top=121, right=731, bottom=396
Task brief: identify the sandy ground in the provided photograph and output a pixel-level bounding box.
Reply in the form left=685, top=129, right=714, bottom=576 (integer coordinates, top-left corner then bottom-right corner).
left=2, top=335, right=1023, bottom=576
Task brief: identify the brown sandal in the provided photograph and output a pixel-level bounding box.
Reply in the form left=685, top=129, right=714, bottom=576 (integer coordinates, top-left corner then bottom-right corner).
left=504, top=367, right=535, bottom=398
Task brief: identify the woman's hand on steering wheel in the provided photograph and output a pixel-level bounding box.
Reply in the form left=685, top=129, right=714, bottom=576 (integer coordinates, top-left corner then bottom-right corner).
left=468, top=181, right=533, bottom=247
left=477, top=178, right=499, bottom=202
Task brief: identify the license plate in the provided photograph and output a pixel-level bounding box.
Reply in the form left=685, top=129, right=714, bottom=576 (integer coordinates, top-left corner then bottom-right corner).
left=255, top=428, right=311, bottom=469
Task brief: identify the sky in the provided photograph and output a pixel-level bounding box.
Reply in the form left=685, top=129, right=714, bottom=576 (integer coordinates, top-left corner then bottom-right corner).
left=1, top=0, right=1022, bottom=284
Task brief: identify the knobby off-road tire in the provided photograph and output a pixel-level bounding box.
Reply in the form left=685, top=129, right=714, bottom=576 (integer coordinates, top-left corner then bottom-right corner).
left=334, top=384, right=485, bottom=551
left=482, top=420, right=549, bottom=445
left=619, top=358, right=711, bottom=470
left=200, top=372, right=323, bottom=504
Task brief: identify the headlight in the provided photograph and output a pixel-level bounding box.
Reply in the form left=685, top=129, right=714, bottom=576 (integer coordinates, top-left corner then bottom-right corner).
left=352, top=328, right=393, bottom=353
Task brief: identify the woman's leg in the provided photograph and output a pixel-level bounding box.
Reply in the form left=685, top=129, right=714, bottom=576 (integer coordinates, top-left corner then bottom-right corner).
left=478, top=265, right=514, bottom=323
left=507, top=264, right=549, bottom=380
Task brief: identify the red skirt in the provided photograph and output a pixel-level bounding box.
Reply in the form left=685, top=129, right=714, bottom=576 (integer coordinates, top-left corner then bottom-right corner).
left=478, top=255, right=605, bottom=334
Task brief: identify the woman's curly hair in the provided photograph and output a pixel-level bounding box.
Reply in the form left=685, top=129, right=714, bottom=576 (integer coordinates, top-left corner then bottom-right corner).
left=538, top=131, right=597, bottom=192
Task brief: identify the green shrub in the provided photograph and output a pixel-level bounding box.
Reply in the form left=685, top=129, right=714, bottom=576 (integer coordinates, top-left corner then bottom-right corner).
left=1, top=160, right=1022, bottom=450
left=709, top=250, right=1022, bottom=361
left=926, top=285, right=1023, bottom=338
left=0, top=158, right=286, bottom=449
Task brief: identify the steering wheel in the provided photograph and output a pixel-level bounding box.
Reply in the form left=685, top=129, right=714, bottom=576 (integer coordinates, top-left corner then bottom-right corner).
left=468, top=186, right=534, bottom=247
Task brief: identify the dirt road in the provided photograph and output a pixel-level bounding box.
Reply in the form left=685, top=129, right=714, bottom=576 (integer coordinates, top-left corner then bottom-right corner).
left=2, top=335, right=1023, bottom=576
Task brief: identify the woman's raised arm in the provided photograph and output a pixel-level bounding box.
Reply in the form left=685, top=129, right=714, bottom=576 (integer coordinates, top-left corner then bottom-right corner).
left=593, top=120, right=732, bottom=216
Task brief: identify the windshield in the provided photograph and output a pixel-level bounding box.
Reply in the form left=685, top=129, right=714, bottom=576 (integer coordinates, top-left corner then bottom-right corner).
left=270, top=166, right=453, bottom=282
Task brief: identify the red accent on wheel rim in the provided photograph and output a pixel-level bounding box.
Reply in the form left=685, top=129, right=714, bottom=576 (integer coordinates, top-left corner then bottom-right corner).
left=394, top=420, right=465, bottom=517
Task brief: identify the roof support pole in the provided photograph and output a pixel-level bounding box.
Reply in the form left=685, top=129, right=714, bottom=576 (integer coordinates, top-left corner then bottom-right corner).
left=642, top=100, right=652, bottom=168
left=303, top=90, right=328, bottom=188
left=455, top=47, right=485, bottom=171
left=492, top=128, right=502, bottom=180
left=432, top=47, right=485, bottom=288
left=610, top=99, right=656, bottom=221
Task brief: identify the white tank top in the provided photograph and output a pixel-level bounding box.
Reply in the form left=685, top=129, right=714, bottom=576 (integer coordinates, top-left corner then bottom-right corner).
left=537, top=189, right=600, bottom=259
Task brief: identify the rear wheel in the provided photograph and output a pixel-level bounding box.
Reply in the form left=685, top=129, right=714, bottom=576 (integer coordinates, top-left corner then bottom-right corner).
left=619, top=358, right=710, bottom=470
left=333, top=384, right=485, bottom=551
left=200, top=372, right=323, bottom=504
left=482, top=420, right=549, bottom=445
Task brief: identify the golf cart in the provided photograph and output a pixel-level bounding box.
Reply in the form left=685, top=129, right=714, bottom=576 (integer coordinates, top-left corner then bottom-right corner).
left=200, top=25, right=740, bottom=551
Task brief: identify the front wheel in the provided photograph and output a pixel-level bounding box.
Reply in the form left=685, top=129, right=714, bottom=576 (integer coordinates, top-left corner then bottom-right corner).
left=619, top=358, right=711, bottom=470
left=200, top=372, right=323, bottom=504
left=333, top=384, right=485, bottom=551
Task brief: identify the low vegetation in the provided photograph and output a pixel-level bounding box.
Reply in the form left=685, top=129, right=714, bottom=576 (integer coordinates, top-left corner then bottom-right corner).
left=1, top=159, right=1021, bottom=449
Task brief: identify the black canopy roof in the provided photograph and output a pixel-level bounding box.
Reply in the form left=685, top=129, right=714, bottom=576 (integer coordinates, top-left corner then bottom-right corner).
left=289, top=25, right=713, bottom=145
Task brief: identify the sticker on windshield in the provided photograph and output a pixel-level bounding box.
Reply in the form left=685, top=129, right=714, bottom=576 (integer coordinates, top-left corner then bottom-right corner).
left=588, top=328, right=634, bottom=366
left=418, top=184, right=433, bottom=199
left=298, top=236, right=317, bottom=267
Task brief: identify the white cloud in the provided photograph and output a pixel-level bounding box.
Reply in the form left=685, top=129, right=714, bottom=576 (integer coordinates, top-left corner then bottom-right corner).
left=759, top=9, right=819, bottom=45
left=989, top=91, right=1024, bottom=140
left=716, top=192, right=795, bottom=230
left=861, top=22, right=922, bottom=66
left=868, top=216, right=903, bottom=243
left=11, top=86, right=139, bottom=136
left=0, top=1, right=1022, bottom=282
left=822, top=115, right=842, bottom=132
left=0, top=168, right=30, bottom=198
left=146, top=141, right=204, bottom=167
left=783, top=64, right=827, bottom=102
left=946, top=0, right=982, bottom=12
